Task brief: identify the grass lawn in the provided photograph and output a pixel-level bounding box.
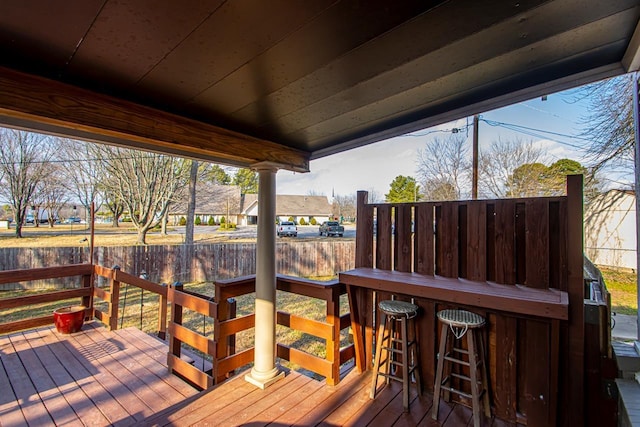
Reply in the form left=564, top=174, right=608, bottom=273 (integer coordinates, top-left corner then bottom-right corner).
left=599, top=266, right=638, bottom=316
left=0, top=224, right=254, bottom=247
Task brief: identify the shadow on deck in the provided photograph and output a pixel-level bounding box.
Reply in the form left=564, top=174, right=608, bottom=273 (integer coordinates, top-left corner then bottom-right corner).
left=0, top=322, right=514, bottom=426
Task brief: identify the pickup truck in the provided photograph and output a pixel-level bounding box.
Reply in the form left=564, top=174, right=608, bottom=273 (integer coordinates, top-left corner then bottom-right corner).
left=277, top=221, right=298, bottom=237
left=319, top=221, right=344, bottom=237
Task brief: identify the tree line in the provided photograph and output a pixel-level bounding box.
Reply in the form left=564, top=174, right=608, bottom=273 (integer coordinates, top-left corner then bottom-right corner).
left=0, top=130, right=259, bottom=244
left=385, top=75, right=633, bottom=204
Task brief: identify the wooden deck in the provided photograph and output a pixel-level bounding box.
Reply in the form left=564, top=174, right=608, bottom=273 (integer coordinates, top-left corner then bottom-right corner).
left=1, top=322, right=516, bottom=427
left=0, top=322, right=198, bottom=426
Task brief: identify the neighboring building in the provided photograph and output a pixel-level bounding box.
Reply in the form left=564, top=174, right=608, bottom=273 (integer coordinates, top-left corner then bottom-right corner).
left=241, top=194, right=332, bottom=226
left=169, top=186, right=332, bottom=226
left=584, top=189, right=636, bottom=270
left=169, top=185, right=242, bottom=225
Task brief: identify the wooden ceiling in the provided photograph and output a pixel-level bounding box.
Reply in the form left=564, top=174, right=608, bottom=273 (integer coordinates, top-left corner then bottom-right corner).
left=0, top=0, right=639, bottom=172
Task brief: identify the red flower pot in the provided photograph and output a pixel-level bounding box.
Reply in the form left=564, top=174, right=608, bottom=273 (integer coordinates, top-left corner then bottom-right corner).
left=53, top=305, right=86, bottom=334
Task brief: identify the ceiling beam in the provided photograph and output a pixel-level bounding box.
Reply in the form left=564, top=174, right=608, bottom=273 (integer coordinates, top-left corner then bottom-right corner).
left=0, top=67, right=310, bottom=172
left=623, top=16, right=640, bottom=72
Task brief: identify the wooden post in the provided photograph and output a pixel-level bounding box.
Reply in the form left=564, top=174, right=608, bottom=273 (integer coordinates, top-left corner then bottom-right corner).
left=157, top=283, right=168, bottom=340
left=565, top=174, right=584, bottom=426
left=472, top=114, right=479, bottom=199
left=168, top=282, right=184, bottom=367
left=227, top=298, right=237, bottom=359
left=109, top=265, right=121, bottom=331
left=326, top=286, right=341, bottom=385
left=81, top=272, right=93, bottom=320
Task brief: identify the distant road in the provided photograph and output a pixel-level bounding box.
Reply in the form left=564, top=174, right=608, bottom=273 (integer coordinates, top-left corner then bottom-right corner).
left=170, top=224, right=356, bottom=240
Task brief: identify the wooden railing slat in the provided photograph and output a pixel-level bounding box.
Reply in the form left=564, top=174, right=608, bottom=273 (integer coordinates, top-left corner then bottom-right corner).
left=0, top=288, right=91, bottom=309
left=276, top=312, right=333, bottom=340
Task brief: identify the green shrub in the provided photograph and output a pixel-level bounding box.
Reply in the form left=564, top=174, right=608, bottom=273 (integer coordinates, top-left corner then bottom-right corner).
left=288, top=216, right=296, bottom=224
left=179, top=216, right=187, bottom=226
left=208, top=217, right=215, bottom=226
left=310, top=217, right=317, bottom=225
left=220, top=216, right=226, bottom=224
left=195, top=216, right=201, bottom=225
left=299, top=217, right=307, bottom=225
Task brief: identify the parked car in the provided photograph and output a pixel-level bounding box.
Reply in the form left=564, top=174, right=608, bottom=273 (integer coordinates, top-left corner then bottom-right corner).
left=63, top=217, right=82, bottom=224
left=277, top=221, right=297, bottom=237
left=319, top=221, right=344, bottom=237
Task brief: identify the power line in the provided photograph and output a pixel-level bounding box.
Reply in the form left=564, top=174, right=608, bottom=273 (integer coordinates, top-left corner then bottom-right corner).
left=480, top=118, right=587, bottom=150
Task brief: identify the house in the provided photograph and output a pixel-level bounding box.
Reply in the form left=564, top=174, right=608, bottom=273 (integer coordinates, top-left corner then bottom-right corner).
left=585, top=189, right=637, bottom=270
left=170, top=187, right=332, bottom=226
left=240, top=194, right=332, bottom=225
left=169, top=184, right=242, bottom=225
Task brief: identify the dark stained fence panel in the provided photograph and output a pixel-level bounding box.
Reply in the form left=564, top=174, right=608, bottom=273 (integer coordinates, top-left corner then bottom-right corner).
left=375, top=205, right=393, bottom=270
left=466, top=201, right=487, bottom=281
left=494, top=200, right=516, bottom=285
left=525, top=199, right=550, bottom=289
left=394, top=204, right=412, bottom=273
left=435, top=202, right=458, bottom=278
left=414, top=203, right=434, bottom=275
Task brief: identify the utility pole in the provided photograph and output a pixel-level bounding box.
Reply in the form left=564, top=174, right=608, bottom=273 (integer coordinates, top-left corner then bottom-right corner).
left=472, top=114, right=479, bottom=199
left=633, top=72, right=640, bottom=341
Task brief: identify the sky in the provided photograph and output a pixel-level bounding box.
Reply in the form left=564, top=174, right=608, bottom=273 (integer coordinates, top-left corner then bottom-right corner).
left=275, top=80, right=622, bottom=200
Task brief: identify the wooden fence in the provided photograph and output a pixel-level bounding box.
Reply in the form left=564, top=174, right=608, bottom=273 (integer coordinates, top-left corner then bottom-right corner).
left=350, top=175, right=589, bottom=426
left=0, top=241, right=355, bottom=290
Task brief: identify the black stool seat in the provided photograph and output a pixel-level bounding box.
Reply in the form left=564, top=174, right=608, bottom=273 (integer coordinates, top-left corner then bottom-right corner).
left=370, top=298, right=422, bottom=412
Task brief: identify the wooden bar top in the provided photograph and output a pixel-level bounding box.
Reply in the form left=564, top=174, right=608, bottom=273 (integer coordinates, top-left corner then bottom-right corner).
left=339, top=268, right=568, bottom=320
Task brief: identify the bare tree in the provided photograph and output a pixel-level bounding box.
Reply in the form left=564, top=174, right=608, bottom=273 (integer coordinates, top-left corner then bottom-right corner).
left=577, top=74, right=634, bottom=175
left=93, top=146, right=190, bottom=244
left=332, top=194, right=356, bottom=221
left=478, top=137, right=545, bottom=198
left=416, top=133, right=469, bottom=200
left=0, top=129, right=55, bottom=237
left=39, top=163, right=69, bottom=227
left=58, top=138, right=104, bottom=223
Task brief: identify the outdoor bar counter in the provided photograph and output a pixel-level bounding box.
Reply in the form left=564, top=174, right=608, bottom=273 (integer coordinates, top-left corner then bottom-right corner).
left=346, top=176, right=584, bottom=426
left=341, top=268, right=570, bottom=426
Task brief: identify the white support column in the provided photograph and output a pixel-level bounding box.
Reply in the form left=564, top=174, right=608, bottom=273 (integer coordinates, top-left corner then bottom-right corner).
left=245, top=163, right=284, bottom=389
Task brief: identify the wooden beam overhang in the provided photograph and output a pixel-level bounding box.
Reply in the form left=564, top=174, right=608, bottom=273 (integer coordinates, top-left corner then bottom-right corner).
left=0, top=67, right=310, bottom=172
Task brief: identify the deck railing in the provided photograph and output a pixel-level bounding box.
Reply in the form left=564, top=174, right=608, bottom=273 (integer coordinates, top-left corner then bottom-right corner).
left=213, top=274, right=353, bottom=386
left=0, top=263, right=353, bottom=389
left=0, top=264, right=93, bottom=334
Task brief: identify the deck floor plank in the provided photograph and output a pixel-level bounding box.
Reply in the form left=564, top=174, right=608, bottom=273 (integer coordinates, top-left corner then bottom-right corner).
left=10, top=330, right=83, bottom=427
left=81, top=324, right=187, bottom=407
left=111, top=326, right=198, bottom=398
left=62, top=326, right=170, bottom=418
left=0, top=334, right=28, bottom=427
left=266, top=371, right=326, bottom=425
left=36, top=326, right=138, bottom=426
left=23, top=328, right=125, bottom=426
left=2, top=321, right=498, bottom=427
left=216, top=372, right=312, bottom=426
left=0, top=332, right=55, bottom=426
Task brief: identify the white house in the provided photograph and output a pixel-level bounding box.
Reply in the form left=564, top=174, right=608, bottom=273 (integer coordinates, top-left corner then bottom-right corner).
left=240, top=194, right=332, bottom=226
left=584, top=189, right=636, bottom=270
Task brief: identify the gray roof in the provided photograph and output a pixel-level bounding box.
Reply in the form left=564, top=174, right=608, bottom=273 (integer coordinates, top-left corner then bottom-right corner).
left=241, top=194, right=331, bottom=216
left=170, top=185, right=242, bottom=215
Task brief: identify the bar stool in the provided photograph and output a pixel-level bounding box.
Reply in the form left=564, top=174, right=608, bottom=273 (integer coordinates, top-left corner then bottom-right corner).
left=370, top=298, right=422, bottom=411
left=432, top=309, right=490, bottom=427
